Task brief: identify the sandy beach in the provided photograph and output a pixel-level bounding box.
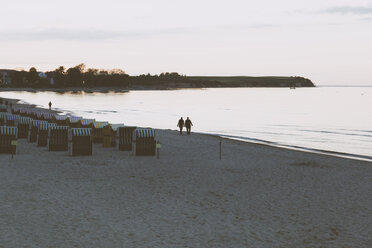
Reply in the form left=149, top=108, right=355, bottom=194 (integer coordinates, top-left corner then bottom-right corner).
left=0, top=129, right=371, bottom=247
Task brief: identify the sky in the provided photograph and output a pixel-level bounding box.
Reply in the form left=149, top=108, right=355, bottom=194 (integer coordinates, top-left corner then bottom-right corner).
left=1, top=0, right=372, bottom=85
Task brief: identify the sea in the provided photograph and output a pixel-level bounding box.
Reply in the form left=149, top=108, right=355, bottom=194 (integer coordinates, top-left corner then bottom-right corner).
left=1, top=86, right=372, bottom=160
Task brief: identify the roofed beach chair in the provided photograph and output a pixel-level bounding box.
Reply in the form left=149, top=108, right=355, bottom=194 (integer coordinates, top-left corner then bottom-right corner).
left=0, top=126, right=18, bottom=154
left=92, top=121, right=109, bottom=143
left=102, top=123, right=124, bottom=148
left=117, top=126, right=136, bottom=151
left=5, top=114, right=20, bottom=127
left=48, top=126, right=69, bottom=151
left=28, top=120, right=48, bottom=143
left=51, top=115, right=69, bottom=126
left=42, top=112, right=55, bottom=122
left=0, top=112, right=11, bottom=126
left=102, top=124, right=113, bottom=148
left=0, top=104, right=7, bottom=113
left=68, top=128, right=92, bottom=156
left=11, top=105, right=20, bottom=115
left=80, top=118, right=96, bottom=128
left=26, top=108, right=37, bottom=119
left=35, top=111, right=48, bottom=121
left=34, top=111, right=42, bottom=119
left=19, top=107, right=29, bottom=117
left=37, top=122, right=57, bottom=147
left=134, top=128, right=156, bottom=156
left=16, top=117, right=32, bottom=139
left=67, top=116, right=83, bottom=128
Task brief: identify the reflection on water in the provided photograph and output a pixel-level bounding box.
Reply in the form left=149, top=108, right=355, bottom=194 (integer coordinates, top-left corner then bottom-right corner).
left=1, top=87, right=372, bottom=158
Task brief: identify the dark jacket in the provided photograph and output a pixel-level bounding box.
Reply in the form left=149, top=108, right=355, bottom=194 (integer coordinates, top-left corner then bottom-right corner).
left=185, top=119, right=193, bottom=128
left=177, top=119, right=184, bottom=127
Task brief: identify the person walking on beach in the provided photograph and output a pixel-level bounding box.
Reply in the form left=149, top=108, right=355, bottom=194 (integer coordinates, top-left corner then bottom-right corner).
left=177, top=117, right=184, bottom=135
left=185, top=117, right=193, bottom=135
left=48, top=101, right=52, bottom=110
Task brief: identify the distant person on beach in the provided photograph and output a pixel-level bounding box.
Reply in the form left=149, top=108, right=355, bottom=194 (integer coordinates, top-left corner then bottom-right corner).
left=185, top=117, right=193, bottom=135
left=177, top=117, right=184, bottom=135
left=48, top=101, right=52, bottom=109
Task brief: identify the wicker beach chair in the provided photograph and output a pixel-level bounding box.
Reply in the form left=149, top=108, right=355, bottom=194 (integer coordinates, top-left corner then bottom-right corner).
left=28, top=120, right=48, bottom=143
left=68, top=116, right=83, bottom=128
left=92, top=121, right=109, bottom=143
left=117, top=126, right=136, bottom=151
left=134, top=128, right=156, bottom=156
left=16, top=117, right=32, bottom=139
left=37, top=122, right=57, bottom=146
left=48, top=126, right=69, bottom=151
left=68, top=128, right=92, bottom=156
left=80, top=118, right=96, bottom=128
left=0, top=126, right=18, bottom=154
left=0, top=112, right=11, bottom=126
left=51, top=115, right=69, bottom=126
left=5, top=114, right=20, bottom=127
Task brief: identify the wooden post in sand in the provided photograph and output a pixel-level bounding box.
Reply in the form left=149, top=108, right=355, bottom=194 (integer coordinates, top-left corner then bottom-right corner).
left=157, top=142, right=159, bottom=159
left=156, top=142, right=161, bottom=159
left=219, top=139, right=222, bottom=160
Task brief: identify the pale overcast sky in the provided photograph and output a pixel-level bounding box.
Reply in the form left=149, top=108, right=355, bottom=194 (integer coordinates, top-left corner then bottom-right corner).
left=1, top=0, right=372, bottom=85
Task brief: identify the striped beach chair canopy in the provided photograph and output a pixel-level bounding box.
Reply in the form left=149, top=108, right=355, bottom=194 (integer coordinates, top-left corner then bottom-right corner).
left=71, top=128, right=91, bottom=136
left=93, top=121, right=109, bottom=128
left=26, top=108, right=36, bottom=115
left=0, top=126, right=17, bottom=136
left=136, top=128, right=155, bottom=138
left=5, top=115, right=20, bottom=121
left=110, top=123, right=125, bottom=131
left=19, top=107, right=29, bottom=114
left=81, top=119, right=96, bottom=126
left=50, top=125, right=69, bottom=130
left=38, top=122, right=57, bottom=130
left=0, top=104, right=7, bottom=111
left=31, top=120, right=48, bottom=127
left=0, top=112, right=11, bottom=118
left=54, top=115, right=69, bottom=121
left=36, top=111, right=48, bottom=118
left=68, top=116, right=83, bottom=123
left=17, top=117, right=32, bottom=124
left=12, top=105, right=22, bottom=111
left=42, top=112, right=55, bottom=120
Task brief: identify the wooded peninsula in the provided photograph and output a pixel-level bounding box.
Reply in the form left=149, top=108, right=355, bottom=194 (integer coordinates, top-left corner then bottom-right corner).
left=0, top=64, right=315, bottom=90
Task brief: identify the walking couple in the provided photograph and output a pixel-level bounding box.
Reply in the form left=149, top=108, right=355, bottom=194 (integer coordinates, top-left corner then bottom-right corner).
left=177, top=117, right=193, bottom=135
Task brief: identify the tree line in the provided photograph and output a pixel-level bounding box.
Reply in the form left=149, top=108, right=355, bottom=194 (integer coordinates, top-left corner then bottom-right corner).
left=2, top=64, right=315, bottom=88
left=6, top=63, right=191, bottom=88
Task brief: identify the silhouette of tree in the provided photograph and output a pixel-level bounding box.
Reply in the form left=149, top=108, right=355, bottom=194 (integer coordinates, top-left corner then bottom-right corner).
left=27, top=67, right=39, bottom=86
left=0, top=63, right=315, bottom=89
left=11, top=70, right=27, bottom=86
left=66, top=64, right=85, bottom=86
left=53, top=66, right=66, bottom=87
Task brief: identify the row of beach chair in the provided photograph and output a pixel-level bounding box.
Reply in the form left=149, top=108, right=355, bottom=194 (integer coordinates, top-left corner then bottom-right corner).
left=0, top=98, right=157, bottom=156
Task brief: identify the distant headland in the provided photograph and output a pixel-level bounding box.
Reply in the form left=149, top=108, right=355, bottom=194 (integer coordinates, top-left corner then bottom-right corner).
left=0, top=64, right=315, bottom=91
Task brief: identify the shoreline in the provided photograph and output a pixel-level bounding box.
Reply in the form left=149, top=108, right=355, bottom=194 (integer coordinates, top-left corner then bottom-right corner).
left=2, top=95, right=371, bottom=163
left=191, top=130, right=372, bottom=165
left=214, top=133, right=372, bottom=163
left=0, top=85, right=315, bottom=93
left=186, top=131, right=372, bottom=163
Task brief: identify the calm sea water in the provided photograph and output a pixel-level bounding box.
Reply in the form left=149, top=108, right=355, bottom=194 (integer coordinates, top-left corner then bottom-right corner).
left=1, top=87, right=372, bottom=159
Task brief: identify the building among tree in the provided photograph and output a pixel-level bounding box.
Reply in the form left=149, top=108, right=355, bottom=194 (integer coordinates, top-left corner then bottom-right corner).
left=0, top=69, right=16, bottom=85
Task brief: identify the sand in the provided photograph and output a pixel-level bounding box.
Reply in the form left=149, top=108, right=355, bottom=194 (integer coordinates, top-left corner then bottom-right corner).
left=0, top=130, right=371, bottom=247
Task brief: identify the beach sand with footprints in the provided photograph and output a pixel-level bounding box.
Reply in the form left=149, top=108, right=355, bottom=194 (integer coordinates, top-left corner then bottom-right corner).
left=0, top=117, right=371, bottom=247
